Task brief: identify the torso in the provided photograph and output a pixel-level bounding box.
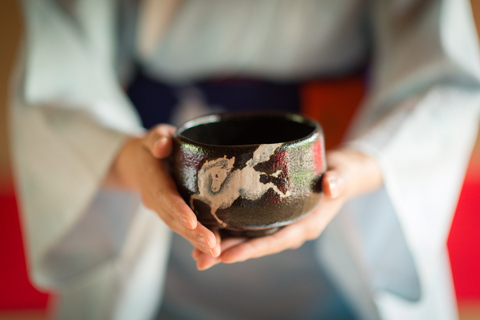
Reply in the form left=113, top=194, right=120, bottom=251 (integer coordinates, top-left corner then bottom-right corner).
left=135, top=0, right=369, bottom=83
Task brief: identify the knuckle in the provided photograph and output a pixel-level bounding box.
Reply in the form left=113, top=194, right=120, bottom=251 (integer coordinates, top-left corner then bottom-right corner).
left=310, top=229, right=322, bottom=241
left=147, top=128, right=161, bottom=141
left=291, top=239, right=303, bottom=250
left=305, top=229, right=319, bottom=242
left=141, top=195, right=154, bottom=211
left=153, top=125, right=165, bottom=133
left=153, top=124, right=173, bottom=137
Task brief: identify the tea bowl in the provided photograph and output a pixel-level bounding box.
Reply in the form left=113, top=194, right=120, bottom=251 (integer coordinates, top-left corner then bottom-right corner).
left=170, top=112, right=326, bottom=237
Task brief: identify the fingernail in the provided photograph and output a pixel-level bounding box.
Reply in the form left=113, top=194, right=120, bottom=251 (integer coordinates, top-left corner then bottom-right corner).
left=328, top=176, right=344, bottom=198
left=194, top=241, right=211, bottom=254
left=158, top=137, right=168, bottom=146
left=153, top=137, right=168, bottom=153
left=182, top=217, right=194, bottom=230
left=197, top=261, right=210, bottom=271
left=201, top=234, right=216, bottom=248
left=198, top=234, right=212, bottom=248
left=211, top=246, right=221, bottom=257
left=152, top=139, right=160, bottom=151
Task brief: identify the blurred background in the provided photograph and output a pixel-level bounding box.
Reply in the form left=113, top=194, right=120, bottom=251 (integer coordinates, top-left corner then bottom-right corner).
left=1, top=1, right=479, bottom=320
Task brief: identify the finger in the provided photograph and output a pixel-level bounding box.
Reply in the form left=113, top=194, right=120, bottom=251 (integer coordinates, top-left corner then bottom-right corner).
left=193, top=230, right=223, bottom=270
left=192, top=248, right=202, bottom=260
left=143, top=124, right=176, bottom=159
left=220, top=236, right=249, bottom=250
left=143, top=159, right=198, bottom=230
left=213, top=229, right=222, bottom=256
left=194, top=248, right=220, bottom=270
left=194, top=235, right=247, bottom=261
left=159, top=208, right=219, bottom=256
left=140, top=156, right=220, bottom=256
left=186, top=224, right=219, bottom=257
left=194, top=234, right=247, bottom=270
left=156, top=198, right=217, bottom=256
left=219, top=225, right=305, bottom=264
left=219, top=200, right=338, bottom=264
left=192, top=235, right=221, bottom=264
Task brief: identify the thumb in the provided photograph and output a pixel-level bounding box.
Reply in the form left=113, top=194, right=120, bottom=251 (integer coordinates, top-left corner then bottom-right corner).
left=143, top=124, right=177, bottom=159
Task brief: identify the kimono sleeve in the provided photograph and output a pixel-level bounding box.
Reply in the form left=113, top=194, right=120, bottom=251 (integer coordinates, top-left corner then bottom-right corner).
left=11, top=0, right=145, bottom=289
left=344, top=0, right=480, bottom=302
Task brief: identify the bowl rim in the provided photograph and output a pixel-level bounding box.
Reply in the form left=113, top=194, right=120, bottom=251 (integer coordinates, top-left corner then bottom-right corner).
left=174, top=111, right=323, bottom=148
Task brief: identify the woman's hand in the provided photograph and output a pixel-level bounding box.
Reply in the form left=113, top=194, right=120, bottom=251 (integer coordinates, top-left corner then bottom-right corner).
left=103, top=124, right=221, bottom=258
left=192, top=148, right=382, bottom=270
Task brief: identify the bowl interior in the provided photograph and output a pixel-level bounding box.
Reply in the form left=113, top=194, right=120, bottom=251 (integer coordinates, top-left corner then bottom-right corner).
left=178, top=113, right=316, bottom=146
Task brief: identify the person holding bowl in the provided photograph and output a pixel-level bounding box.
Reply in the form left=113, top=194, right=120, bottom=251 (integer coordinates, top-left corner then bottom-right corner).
left=11, top=0, right=480, bottom=319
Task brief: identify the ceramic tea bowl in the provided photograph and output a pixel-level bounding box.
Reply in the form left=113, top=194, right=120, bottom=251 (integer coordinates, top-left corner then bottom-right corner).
left=170, top=112, right=326, bottom=237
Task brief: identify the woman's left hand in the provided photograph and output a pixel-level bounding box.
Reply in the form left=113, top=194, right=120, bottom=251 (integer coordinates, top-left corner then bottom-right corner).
left=191, top=148, right=383, bottom=270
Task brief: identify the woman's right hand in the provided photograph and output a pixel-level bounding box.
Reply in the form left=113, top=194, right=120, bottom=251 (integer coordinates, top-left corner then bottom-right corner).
left=104, top=124, right=221, bottom=258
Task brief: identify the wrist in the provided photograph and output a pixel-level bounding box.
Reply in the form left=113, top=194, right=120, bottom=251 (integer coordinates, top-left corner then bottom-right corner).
left=103, top=137, right=144, bottom=191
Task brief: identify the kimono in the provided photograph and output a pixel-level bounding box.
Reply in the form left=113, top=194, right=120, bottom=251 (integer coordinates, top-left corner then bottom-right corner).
left=11, top=0, right=480, bottom=319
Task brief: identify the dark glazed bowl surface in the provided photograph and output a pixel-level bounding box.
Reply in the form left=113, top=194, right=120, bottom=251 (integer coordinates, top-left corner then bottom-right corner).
left=171, top=112, right=326, bottom=237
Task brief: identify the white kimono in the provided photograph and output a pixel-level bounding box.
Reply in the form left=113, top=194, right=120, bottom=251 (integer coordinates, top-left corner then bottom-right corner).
left=11, top=0, right=480, bottom=319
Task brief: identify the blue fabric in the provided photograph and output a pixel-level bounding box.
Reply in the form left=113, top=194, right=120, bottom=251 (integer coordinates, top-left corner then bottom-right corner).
left=127, top=69, right=301, bottom=128
left=157, top=234, right=357, bottom=320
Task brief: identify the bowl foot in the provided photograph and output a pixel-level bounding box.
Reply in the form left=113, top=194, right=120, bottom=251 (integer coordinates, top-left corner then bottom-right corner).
left=223, top=227, right=282, bottom=238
